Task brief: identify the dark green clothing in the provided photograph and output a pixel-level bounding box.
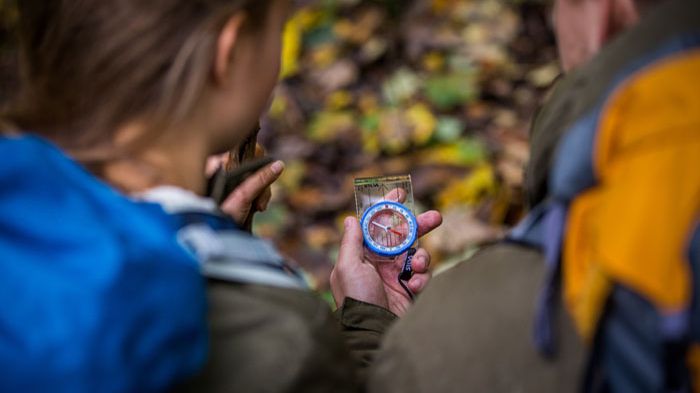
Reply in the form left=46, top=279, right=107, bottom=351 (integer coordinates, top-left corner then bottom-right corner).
left=335, top=297, right=401, bottom=381
left=179, top=281, right=396, bottom=393
left=368, top=244, right=584, bottom=392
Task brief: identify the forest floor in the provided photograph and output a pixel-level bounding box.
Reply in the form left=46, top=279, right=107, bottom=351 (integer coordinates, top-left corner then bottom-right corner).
left=255, top=0, right=559, bottom=294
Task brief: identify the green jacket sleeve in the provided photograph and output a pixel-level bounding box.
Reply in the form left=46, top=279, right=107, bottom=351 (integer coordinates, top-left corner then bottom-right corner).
left=179, top=281, right=365, bottom=393
left=334, top=298, right=399, bottom=379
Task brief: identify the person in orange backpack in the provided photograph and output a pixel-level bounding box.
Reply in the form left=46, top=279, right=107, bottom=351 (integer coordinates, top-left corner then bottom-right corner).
left=368, top=0, right=700, bottom=391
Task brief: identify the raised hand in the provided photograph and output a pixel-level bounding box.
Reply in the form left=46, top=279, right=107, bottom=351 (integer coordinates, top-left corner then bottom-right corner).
left=207, top=145, right=284, bottom=228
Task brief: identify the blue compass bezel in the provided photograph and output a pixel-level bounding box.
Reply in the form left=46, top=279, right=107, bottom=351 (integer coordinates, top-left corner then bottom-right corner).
left=360, top=201, right=418, bottom=257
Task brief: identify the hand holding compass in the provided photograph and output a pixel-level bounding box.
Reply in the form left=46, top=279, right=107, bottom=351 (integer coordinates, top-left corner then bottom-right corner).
left=330, top=175, right=442, bottom=316
left=331, top=211, right=441, bottom=316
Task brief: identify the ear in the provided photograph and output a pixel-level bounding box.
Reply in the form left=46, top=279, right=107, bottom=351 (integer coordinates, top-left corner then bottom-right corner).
left=214, top=12, right=248, bottom=85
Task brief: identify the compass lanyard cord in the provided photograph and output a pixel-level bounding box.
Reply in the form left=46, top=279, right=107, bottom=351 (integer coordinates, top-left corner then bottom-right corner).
left=398, top=248, right=416, bottom=301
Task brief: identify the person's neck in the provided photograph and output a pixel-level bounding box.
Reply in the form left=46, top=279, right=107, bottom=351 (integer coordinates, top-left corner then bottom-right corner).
left=102, top=124, right=210, bottom=196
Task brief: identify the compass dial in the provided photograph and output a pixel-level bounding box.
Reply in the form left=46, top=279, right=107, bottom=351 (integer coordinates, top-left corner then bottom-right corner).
left=360, top=201, right=417, bottom=257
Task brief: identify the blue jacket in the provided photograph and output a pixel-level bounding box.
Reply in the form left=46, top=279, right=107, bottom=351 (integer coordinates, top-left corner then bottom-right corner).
left=0, top=135, right=207, bottom=392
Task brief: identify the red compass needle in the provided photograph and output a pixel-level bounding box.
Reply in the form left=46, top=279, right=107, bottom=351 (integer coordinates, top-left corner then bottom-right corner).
left=388, top=228, right=403, bottom=236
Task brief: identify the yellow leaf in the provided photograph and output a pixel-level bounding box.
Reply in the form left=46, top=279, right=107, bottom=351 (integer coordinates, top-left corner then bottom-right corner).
left=422, top=51, right=445, bottom=72
left=431, top=0, right=450, bottom=13
left=268, top=94, right=288, bottom=119
left=278, top=160, right=306, bottom=193
left=362, top=132, right=380, bottom=155
left=325, top=90, right=353, bottom=111
left=280, top=16, right=303, bottom=79
left=420, top=140, right=487, bottom=166
left=280, top=7, right=324, bottom=79
left=333, top=19, right=356, bottom=41
left=527, top=62, right=561, bottom=88
left=358, top=92, right=380, bottom=114
left=437, top=166, right=498, bottom=209
left=307, top=111, right=355, bottom=142
left=310, top=43, right=339, bottom=69
left=295, top=8, right=324, bottom=31
left=333, top=9, right=384, bottom=44
left=405, top=103, right=437, bottom=146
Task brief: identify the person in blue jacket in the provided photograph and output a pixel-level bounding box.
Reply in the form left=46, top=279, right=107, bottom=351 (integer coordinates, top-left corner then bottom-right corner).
left=0, top=0, right=442, bottom=391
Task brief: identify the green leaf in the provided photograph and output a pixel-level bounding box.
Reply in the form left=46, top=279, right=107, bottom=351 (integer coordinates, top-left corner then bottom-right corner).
left=382, top=68, right=422, bottom=105
left=435, top=116, right=465, bottom=143
left=424, top=71, right=478, bottom=110
left=304, top=23, right=336, bottom=47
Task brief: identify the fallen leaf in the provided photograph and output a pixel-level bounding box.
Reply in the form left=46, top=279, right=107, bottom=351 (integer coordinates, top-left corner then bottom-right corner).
left=405, top=103, right=437, bottom=146
left=382, top=68, right=422, bottom=105
left=377, top=108, right=411, bottom=154
left=435, top=116, right=465, bottom=143
left=324, top=90, right=353, bottom=110
left=421, top=205, right=503, bottom=255
left=422, top=51, right=446, bottom=72
left=311, top=58, right=359, bottom=92
left=437, top=165, right=498, bottom=209
left=424, top=71, right=478, bottom=110
left=307, top=110, right=356, bottom=142
left=309, top=43, right=340, bottom=69
left=420, top=139, right=488, bottom=166
left=527, top=62, right=561, bottom=88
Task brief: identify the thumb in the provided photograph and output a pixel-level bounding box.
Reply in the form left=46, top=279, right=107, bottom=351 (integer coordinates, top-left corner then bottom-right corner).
left=337, top=217, right=365, bottom=266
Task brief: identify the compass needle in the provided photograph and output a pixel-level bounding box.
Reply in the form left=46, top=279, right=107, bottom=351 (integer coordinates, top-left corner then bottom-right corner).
left=389, top=228, right=403, bottom=236
left=371, top=221, right=389, bottom=232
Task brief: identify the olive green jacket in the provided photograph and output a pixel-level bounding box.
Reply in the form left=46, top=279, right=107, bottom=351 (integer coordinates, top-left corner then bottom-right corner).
left=368, top=244, right=584, bottom=392
left=178, top=281, right=397, bottom=393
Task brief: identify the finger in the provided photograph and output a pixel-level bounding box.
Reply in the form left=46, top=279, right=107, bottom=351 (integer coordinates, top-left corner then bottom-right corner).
left=408, top=272, right=431, bottom=293
left=256, top=187, right=272, bottom=212
left=384, top=188, right=406, bottom=204
left=222, top=160, right=284, bottom=212
left=416, top=210, right=443, bottom=238
left=410, top=248, right=431, bottom=273
left=337, top=217, right=365, bottom=267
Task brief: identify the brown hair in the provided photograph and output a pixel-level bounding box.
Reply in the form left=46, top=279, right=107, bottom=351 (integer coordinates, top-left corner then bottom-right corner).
left=6, top=0, right=270, bottom=162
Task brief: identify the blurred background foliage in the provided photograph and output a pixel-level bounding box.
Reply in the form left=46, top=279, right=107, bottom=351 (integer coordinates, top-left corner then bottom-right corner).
left=0, top=0, right=560, bottom=293
left=0, top=0, right=17, bottom=103
left=257, top=0, right=559, bottom=290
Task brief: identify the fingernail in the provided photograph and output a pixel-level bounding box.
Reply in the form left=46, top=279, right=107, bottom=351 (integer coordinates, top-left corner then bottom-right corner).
left=271, top=160, right=285, bottom=175
left=344, top=217, right=353, bottom=229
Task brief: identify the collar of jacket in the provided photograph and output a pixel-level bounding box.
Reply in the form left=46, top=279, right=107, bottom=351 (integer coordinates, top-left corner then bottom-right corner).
left=524, top=0, right=700, bottom=208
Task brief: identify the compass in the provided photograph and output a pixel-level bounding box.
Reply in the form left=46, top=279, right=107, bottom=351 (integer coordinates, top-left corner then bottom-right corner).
left=360, top=201, right=418, bottom=257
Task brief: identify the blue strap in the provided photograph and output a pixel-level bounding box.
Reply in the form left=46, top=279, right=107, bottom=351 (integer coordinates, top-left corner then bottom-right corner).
left=533, top=201, right=568, bottom=357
